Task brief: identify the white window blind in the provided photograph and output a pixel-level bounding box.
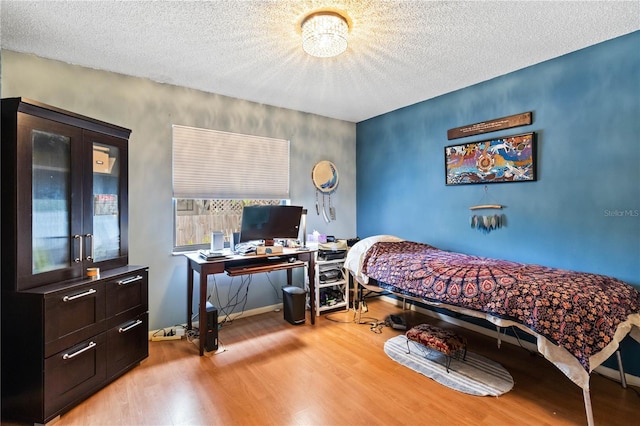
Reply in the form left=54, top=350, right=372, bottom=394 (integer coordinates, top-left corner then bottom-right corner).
left=172, top=125, right=290, bottom=199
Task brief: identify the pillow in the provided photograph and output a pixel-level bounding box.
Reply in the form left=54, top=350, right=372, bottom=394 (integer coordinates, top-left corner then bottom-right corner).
left=344, top=235, right=404, bottom=284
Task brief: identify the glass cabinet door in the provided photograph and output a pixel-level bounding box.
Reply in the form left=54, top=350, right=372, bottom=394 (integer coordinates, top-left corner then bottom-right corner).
left=18, top=113, right=84, bottom=288
left=31, top=130, right=73, bottom=274
left=91, top=142, right=121, bottom=262
left=85, top=131, right=128, bottom=268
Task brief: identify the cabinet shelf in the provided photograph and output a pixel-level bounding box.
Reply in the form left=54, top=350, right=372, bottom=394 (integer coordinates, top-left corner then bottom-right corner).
left=315, top=256, right=348, bottom=316
left=318, top=301, right=348, bottom=312
left=317, top=258, right=346, bottom=265
left=318, top=279, right=347, bottom=289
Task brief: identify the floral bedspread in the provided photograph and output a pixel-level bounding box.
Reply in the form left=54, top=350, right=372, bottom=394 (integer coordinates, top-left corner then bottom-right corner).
left=362, top=241, right=640, bottom=372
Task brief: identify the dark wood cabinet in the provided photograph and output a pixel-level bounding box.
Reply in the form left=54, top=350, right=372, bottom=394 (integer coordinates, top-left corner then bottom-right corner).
left=2, top=98, right=130, bottom=291
left=106, top=311, right=149, bottom=378
left=44, top=333, right=108, bottom=419
left=1, top=98, right=148, bottom=424
left=43, top=280, right=107, bottom=358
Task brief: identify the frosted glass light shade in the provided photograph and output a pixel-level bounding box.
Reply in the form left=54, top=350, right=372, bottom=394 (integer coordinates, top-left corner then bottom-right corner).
left=301, top=12, right=348, bottom=58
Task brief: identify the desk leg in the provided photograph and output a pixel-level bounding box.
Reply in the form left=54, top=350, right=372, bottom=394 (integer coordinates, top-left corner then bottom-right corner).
left=198, top=271, right=208, bottom=356
left=187, top=260, right=194, bottom=331
left=306, top=253, right=316, bottom=324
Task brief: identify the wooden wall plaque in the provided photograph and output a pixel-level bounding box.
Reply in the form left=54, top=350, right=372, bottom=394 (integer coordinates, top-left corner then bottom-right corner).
left=447, top=112, right=532, bottom=140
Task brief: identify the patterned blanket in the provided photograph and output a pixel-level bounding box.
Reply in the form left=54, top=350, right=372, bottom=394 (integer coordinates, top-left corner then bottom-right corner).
left=362, top=241, right=640, bottom=372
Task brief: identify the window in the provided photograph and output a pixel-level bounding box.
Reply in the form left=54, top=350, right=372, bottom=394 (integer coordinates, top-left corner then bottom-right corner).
left=172, top=125, right=290, bottom=251
left=174, top=199, right=281, bottom=250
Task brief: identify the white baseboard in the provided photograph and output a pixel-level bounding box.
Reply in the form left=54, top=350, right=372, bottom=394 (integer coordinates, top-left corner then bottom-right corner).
left=148, top=302, right=284, bottom=340
left=379, top=295, right=640, bottom=388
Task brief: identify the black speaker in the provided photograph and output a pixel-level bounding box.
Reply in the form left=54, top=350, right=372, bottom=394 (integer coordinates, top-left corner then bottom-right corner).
left=282, top=286, right=306, bottom=325
left=205, top=301, right=218, bottom=351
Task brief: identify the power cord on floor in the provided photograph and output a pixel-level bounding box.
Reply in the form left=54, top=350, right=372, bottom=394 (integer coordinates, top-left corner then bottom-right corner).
left=323, top=298, right=389, bottom=333
left=355, top=315, right=386, bottom=333
left=368, top=320, right=387, bottom=334
left=185, top=327, right=227, bottom=356
left=325, top=310, right=355, bottom=324
left=323, top=306, right=386, bottom=333
left=185, top=328, right=199, bottom=345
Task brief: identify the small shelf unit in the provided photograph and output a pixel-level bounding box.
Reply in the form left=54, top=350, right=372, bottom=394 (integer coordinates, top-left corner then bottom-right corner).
left=315, top=257, right=348, bottom=315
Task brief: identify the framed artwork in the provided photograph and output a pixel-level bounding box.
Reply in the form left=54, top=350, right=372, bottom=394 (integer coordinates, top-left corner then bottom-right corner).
left=445, top=132, right=536, bottom=185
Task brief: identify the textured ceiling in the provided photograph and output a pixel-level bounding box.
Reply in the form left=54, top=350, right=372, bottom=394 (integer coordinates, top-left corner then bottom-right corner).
left=1, top=1, right=639, bottom=123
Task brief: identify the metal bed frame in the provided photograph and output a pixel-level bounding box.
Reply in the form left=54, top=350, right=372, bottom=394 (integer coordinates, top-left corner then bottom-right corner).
left=351, top=276, right=629, bottom=426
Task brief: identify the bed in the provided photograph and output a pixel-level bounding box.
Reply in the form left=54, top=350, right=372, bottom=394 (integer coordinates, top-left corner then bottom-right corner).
left=344, top=235, right=640, bottom=426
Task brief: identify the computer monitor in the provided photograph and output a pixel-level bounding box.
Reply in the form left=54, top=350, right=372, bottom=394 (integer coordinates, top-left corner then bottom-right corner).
left=239, top=205, right=303, bottom=243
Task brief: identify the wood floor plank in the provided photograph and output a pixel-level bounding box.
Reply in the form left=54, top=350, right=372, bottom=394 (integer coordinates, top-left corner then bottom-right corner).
left=3, top=298, right=638, bottom=425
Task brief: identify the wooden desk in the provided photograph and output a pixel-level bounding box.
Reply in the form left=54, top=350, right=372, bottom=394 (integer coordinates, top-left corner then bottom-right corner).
left=185, top=248, right=316, bottom=355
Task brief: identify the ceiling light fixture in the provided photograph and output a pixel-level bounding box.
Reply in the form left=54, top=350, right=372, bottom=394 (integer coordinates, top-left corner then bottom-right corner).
left=301, top=11, right=349, bottom=58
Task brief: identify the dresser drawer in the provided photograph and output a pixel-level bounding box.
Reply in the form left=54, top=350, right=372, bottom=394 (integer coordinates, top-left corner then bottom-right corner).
left=106, top=269, right=148, bottom=328
left=107, top=312, right=148, bottom=378
left=44, top=282, right=106, bottom=357
left=44, top=333, right=107, bottom=419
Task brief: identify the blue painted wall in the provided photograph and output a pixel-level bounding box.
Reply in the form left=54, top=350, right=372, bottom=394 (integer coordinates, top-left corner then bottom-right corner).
left=356, top=32, right=640, bottom=376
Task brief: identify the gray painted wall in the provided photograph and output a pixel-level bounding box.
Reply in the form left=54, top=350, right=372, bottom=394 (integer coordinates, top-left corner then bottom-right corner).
left=1, top=50, right=357, bottom=330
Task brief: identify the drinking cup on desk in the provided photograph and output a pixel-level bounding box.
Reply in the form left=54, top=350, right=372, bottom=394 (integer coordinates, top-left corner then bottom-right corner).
left=211, top=231, right=224, bottom=251
left=87, top=267, right=100, bottom=279
left=232, top=232, right=240, bottom=251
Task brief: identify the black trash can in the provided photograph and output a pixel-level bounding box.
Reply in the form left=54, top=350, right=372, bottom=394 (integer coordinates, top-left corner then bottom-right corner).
left=282, top=286, right=306, bottom=325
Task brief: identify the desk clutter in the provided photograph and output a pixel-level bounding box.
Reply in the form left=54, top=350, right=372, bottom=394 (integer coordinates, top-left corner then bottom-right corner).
left=319, top=268, right=342, bottom=283
left=235, top=242, right=257, bottom=254
left=198, top=249, right=233, bottom=260
left=318, top=239, right=348, bottom=260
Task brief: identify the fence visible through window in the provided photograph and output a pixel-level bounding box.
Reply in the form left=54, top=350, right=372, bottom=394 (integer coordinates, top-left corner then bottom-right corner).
left=174, top=199, right=281, bottom=249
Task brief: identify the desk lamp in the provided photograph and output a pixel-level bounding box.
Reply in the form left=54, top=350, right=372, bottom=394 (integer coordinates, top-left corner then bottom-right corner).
left=298, top=209, right=308, bottom=250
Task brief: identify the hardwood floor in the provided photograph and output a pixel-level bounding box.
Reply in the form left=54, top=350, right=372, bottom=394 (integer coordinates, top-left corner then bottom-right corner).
left=4, top=298, right=639, bottom=425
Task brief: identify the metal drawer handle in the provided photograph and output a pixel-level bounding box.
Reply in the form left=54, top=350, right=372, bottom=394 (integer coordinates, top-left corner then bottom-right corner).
left=62, top=341, right=97, bottom=360
left=119, top=319, right=143, bottom=333
left=62, top=288, right=97, bottom=302
left=117, top=275, right=143, bottom=286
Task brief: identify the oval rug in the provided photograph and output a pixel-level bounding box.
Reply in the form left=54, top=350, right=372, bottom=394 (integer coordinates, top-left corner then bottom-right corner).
left=384, top=335, right=514, bottom=396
